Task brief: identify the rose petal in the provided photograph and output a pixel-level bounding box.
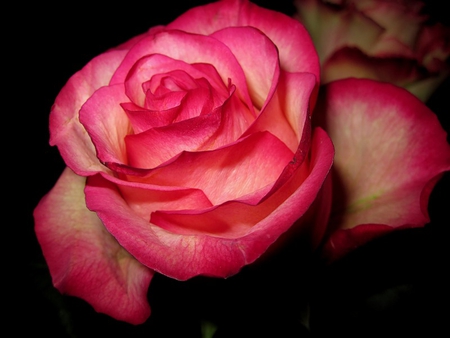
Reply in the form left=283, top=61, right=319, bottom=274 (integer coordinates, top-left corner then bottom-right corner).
left=314, top=78, right=450, bottom=260
left=211, top=26, right=280, bottom=109
left=50, top=50, right=129, bottom=176
left=168, top=0, right=320, bottom=79
left=34, top=167, right=154, bottom=324
left=244, top=71, right=317, bottom=152
left=84, top=127, right=334, bottom=280
left=113, top=179, right=214, bottom=221
left=79, top=84, right=131, bottom=166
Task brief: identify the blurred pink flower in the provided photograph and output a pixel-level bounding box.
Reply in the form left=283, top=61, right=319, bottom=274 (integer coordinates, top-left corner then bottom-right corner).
left=294, top=0, right=450, bottom=101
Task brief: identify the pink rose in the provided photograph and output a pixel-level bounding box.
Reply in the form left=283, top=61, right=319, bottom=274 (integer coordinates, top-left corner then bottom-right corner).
left=34, top=0, right=334, bottom=324
left=33, top=0, right=450, bottom=327
left=294, top=0, right=450, bottom=101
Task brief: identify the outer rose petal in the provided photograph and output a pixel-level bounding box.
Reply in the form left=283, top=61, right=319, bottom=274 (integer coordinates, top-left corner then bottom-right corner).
left=314, top=78, right=450, bottom=262
left=34, top=167, right=154, bottom=324
left=84, top=128, right=334, bottom=280
left=168, top=0, right=320, bottom=80
left=49, top=49, right=129, bottom=176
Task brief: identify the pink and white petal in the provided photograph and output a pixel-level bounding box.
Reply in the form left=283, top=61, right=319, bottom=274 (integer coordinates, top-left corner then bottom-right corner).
left=211, top=26, right=280, bottom=109
left=110, top=30, right=254, bottom=114
left=206, top=85, right=256, bottom=145
left=79, top=84, right=132, bottom=165
left=245, top=71, right=317, bottom=152
left=125, top=111, right=224, bottom=169
left=84, top=128, right=334, bottom=280
left=168, top=0, right=319, bottom=79
left=34, top=167, right=154, bottom=324
left=138, top=131, right=294, bottom=205
left=116, top=182, right=214, bottom=221
left=50, top=49, right=129, bottom=176
left=314, top=78, right=450, bottom=260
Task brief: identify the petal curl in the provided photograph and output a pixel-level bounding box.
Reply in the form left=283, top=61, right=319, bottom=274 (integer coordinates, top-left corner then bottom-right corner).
left=84, top=128, right=334, bottom=280
left=34, top=167, right=154, bottom=324
left=50, top=50, right=129, bottom=176
left=168, top=0, right=320, bottom=79
left=244, top=71, right=317, bottom=152
left=314, top=78, right=450, bottom=261
left=211, top=26, right=280, bottom=109
left=79, top=84, right=131, bottom=166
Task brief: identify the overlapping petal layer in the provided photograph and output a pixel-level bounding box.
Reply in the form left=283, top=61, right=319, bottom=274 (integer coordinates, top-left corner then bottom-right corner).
left=168, top=0, right=320, bottom=79
left=84, top=128, right=334, bottom=279
left=34, top=168, right=154, bottom=324
left=49, top=50, right=129, bottom=175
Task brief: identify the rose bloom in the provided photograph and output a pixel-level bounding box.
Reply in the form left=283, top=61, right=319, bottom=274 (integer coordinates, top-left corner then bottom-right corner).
left=34, top=0, right=450, bottom=324
left=293, top=0, right=450, bottom=102
left=34, top=0, right=331, bottom=324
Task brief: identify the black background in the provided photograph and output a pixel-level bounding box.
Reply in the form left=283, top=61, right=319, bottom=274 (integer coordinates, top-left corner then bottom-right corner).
left=10, top=0, right=449, bottom=337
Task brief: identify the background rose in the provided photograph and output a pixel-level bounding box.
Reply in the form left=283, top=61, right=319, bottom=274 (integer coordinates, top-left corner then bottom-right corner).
left=33, top=0, right=334, bottom=324
left=294, top=0, right=450, bottom=102
left=311, top=78, right=450, bottom=262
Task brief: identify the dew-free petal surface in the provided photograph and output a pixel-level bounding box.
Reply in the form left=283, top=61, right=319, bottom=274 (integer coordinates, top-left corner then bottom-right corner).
left=50, top=50, right=129, bottom=176
left=34, top=167, right=154, bottom=324
left=314, top=78, right=450, bottom=261
left=169, top=0, right=320, bottom=79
